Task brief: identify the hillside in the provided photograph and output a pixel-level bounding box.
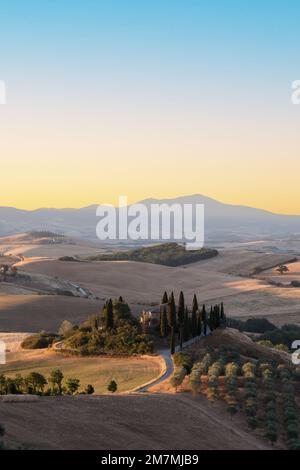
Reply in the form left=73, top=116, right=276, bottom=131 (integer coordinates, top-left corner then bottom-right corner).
left=153, top=328, right=300, bottom=450
left=0, top=232, right=104, bottom=258
left=0, top=394, right=270, bottom=450
left=9, top=248, right=300, bottom=331
left=87, top=243, right=218, bottom=266
left=1, top=246, right=300, bottom=334
left=0, top=295, right=102, bottom=332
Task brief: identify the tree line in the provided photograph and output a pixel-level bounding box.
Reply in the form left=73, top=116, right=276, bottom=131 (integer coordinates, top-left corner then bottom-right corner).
left=0, top=369, right=94, bottom=396
left=22, top=297, right=154, bottom=356
left=159, top=291, right=226, bottom=354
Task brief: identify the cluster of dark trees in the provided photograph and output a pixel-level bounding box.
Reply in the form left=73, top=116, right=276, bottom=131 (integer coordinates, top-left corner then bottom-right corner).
left=261, top=365, right=278, bottom=445
left=87, top=243, right=218, bottom=267
left=159, top=291, right=226, bottom=354
left=226, top=317, right=277, bottom=334
left=21, top=297, right=153, bottom=356
left=0, top=369, right=94, bottom=396
left=279, top=367, right=300, bottom=450
left=22, top=332, right=58, bottom=349
left=61, top=297, right=153, bottom=356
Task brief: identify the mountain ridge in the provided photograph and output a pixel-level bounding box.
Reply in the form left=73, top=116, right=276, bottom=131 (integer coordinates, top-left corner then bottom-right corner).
left=1, top=194, right=300, bottom=241
left=2, top=194, right=299, bottom=217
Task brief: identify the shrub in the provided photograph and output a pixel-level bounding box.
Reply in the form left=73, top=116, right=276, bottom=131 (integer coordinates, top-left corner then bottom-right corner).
left=65, top=331, right=91, bottom=349
left=189, top=364, right=202, bottom=393
left=260, top=324, right=300, bottom=348
left=273, top=344, right=289, bottom=353
left=206, top=361, right=222, bottom=401
left=64, top=315, right=153, bottom=356
left=85, top=384, right=95, bottom=395
left=244, top=318, right=276, bottom=333
left=173, top=352, right=193, bottom=374
left=224, top=362, right=239, bottom=419
left=65, top=378, right=80, bottom=395
left=189, top=353, right=213, bottom=394
left=170, top=366, right=188, bottom=390
left=108, top=380, right=117, bottom=393
left=58, top=320, right=74, bottom=337
left=279, top=367, right=300, bottom=449
left=257, top=339, right=274, bottom=348
left=103, top=323, right=153, bottom=355
left=226, top=317, right=276, bottom=333
left=21, top=333, right=57, bottom=349
left=261, top=366, right=278, bottom=446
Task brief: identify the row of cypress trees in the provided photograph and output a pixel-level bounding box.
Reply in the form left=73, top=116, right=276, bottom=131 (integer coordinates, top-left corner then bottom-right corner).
left=103, top=296, right=124, bottom=330
left=160, top=291, right=226, bottom=354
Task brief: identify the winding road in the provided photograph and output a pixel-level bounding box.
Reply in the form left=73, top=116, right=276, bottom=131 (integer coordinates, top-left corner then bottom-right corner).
left=135, top=333, right=209, bottom=392
left=135, top=349, right=174, bottom=392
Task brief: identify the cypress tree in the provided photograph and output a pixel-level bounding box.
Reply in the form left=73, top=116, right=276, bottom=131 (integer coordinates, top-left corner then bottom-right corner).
left=196, top=310, right=202, bottom=336
left=183, top=306, right=190, bottom=342
left=192, top=294, right=198, bottom=312
left=167, top=292, right=176, bottom=328
left=209, top=306, right=214, bottom=332
left=168, top=292, right=176, bottom=354
left=118, top=296, right=124, bottom=303
left=106, top=298, right=114, bottom=329
left=162, top=291, right=168, bottom=304
left=191, top=294, right=198, bottom=338
left=213, top=304, right=220, bottom=328
left=177, top=291, right=185, bottom=324
left=201, top=305, right=207, bottom=336
left=102, top=300, right=106, bottom=317
left=177, top=291, right=185, bottom=350
left=170, top=328, right=175, bottom=355
left=159, top=310, right=162, bottom=334
left=160, top=306, right=168, bottom=337
left=220, top=302, right=225, bottom=325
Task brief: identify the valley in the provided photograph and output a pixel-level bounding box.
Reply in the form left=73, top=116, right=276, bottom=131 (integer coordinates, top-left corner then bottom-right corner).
left=1, top=232, right=300, bottom=450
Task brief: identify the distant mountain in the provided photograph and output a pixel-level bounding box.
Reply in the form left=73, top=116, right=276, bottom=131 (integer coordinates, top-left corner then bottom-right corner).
left=1, top=195, right=300, bottom=243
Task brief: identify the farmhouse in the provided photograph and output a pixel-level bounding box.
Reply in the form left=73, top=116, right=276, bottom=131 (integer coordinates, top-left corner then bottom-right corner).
left=140, top=304, right=167, bottom=332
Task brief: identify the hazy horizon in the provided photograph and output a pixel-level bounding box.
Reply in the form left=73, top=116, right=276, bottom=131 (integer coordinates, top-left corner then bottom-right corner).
left=2, top=192, right=300, bottom=218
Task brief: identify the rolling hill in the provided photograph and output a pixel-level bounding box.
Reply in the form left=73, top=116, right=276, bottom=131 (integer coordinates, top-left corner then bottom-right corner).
left=87, top=243, right=218, bottom=266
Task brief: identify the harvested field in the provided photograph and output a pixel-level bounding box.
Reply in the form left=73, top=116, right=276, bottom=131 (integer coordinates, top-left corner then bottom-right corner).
left=0, top=349, right=162, bottom=394
left=15, top=250, right=300, bottom=326
left=0, top=295, right=102, bottom=332
left=0, top=394, right=271, bottom=450
left=1, top=241, right=300, bottom=333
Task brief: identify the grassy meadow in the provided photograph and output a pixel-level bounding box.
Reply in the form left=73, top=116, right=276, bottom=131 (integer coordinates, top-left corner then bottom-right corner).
left=0, top=350, right=161, bottom=394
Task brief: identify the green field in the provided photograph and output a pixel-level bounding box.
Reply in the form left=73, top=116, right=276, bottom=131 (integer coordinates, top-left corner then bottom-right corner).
left=0, top=350, right=161, bottom=394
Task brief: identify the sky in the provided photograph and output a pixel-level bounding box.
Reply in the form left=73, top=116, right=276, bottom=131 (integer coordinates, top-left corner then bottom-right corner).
left=0, top=0, right=300, bottom=213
